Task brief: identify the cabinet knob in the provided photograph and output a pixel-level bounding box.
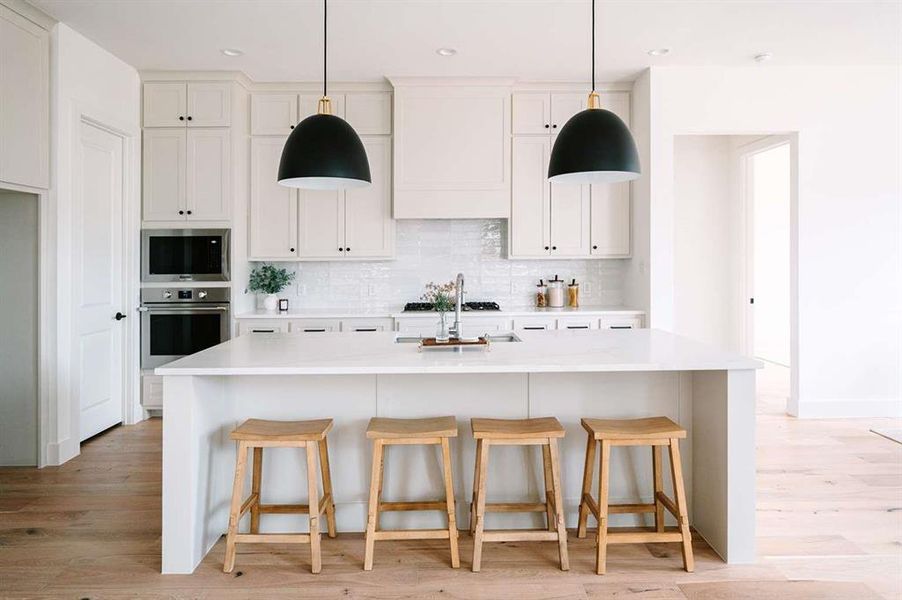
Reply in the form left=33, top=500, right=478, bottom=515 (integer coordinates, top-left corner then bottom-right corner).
left=544, top=246, right=550, bottom=250
left=289, top=247, right=295, bottom=252
left=187, top=116, right=193, bottom=121
left=178, top=210, right=185, bottom=215
left=186, top=210, right=192, bottom=215
left=552, top=245, right=557, bottom=250
left=552, top=124, right=558, bottom=128
left=290, top=125, right=295, bottom=129
left=178, top=116, right=185, bottom=121
left=345, top=247, right=350, bottom=252
left=544, top=124, right=550, bottom=129
left=338, top=247, right=343, bottom=252
left=592, top=245, right=598, bottom=250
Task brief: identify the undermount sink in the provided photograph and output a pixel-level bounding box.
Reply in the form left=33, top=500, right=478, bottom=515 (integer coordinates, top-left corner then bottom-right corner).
left=395, top=333, right=522, bottom=344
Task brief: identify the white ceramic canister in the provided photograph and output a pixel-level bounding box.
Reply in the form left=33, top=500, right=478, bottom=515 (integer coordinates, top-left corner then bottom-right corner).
left=547, top=276, right=565, bottom=308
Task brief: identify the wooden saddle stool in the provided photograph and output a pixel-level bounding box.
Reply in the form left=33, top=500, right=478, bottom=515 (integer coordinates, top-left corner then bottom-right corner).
left=363, top=416, right=460, bottom=570
left=469, top=417, right=569, bottom=572
left=577, top=416, right=694, bottom=574
left=223, top=418, right=337, bottom=574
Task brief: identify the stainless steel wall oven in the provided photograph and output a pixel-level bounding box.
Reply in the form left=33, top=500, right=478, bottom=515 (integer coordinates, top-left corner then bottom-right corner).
left=140, top=287, right=230, bottom=369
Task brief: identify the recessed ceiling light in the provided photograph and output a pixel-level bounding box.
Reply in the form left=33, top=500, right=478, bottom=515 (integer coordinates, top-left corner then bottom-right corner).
left=647, top=48, right=670, bottom=57
left=436, top=47, right=457, bottom=57
left=221, top=48, right=244, bottom=57
left=754, top=52, right=773, bottom=63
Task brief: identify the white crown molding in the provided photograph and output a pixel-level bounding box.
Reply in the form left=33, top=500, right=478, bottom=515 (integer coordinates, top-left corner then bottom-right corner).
left=5, top=0, right=56, bottom=30
left=387, top=76, right=518, bottom=88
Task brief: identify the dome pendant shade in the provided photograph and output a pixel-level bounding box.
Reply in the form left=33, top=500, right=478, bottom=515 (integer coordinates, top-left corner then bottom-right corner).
left=548, top=107, right=641, bottom=184
left=278, top=113, right=371, bottom=190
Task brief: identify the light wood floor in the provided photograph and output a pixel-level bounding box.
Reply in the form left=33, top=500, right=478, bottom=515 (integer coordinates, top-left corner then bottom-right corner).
left=1, top=366, right=900, bottom=599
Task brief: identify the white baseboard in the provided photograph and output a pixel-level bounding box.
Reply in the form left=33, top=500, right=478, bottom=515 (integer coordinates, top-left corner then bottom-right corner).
left=44, top=436, right=79, bottom=466
left=796, top=397, right=902, bottom=419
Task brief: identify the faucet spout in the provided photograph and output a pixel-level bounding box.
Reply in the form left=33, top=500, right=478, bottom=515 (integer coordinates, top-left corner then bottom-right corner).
left=452, top=273, right=465, bottom=339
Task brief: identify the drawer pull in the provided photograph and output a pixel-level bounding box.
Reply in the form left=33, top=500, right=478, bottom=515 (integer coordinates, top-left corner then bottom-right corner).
left=304, top=328, right=327, bottom=332
left=566, top=325, right=590, bottom=329
left=610, top=325, right=632, bottom=330
left=523, top=326, right=546, bottom=330
left=252, top=329, right=275, bottom=333
left=355, top=327, right=378, bottom=332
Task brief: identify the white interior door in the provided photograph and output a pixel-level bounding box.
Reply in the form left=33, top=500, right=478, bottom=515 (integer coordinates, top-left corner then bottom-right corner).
left=75, top=121, right=126, bottom=441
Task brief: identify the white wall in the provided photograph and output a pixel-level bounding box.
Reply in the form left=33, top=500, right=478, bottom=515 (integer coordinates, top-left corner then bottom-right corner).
left=622, top=69, right=651, bottom=313
left=644, top=66, right=902, bottom=417
left=49, top=23, right=141, bottom=464
left=0, top=189, right=38, bottom=465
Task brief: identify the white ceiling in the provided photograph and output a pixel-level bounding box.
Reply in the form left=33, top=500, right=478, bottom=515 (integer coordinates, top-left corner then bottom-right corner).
left=29, top=0, right=902, bottom=83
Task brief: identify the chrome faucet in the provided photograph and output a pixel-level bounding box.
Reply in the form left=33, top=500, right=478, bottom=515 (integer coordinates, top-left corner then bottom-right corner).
left=450, top=272, right=465, bottom=339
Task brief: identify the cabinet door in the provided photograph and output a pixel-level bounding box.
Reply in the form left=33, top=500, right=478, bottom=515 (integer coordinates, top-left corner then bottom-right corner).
left=550, top=93, right=585, bottom=130
left=299, top=93, right=345, bottom=119
left=250, top=137, right=298, bottom=258
left=143, top=82, right=187, bottom=127
left=512, top=93, right=550, bottom=135
left=345, top=92, right=392, bottom=135
left=549, top=143, right=591, bottom=257
left=186, top=128, right=230, bottom=220
left=599, top=315, right=644, bottom=329
left=590, top=182, right=630, bottom=257
left=251, top=93, right=298, bottom=135
left=297, top=188, right=344, bottom=259
left=142, top=129, right=186, bottom=221
left=0, top=5, right=49, bottom=188
left=513, top=317, right=555, bottom=331
left=510, top=136, right=551, bottom=258
left=341, top=318, right=394, bottom=332
left=557, top=317, right=597, bottom=330
left=186, top=82, right=231, bottom=127
left=291, top=319, right=340, bottom=333
left=239, top=320, right=289, bottom=335
left=344, top=136, right=393, bottom=258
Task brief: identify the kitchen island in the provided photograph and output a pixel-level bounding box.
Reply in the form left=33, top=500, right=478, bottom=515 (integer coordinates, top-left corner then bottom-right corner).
left=157, top=328, right=761, bottom=574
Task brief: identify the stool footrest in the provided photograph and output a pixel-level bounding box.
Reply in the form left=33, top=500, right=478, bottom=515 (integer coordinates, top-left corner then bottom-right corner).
left=373, top=529, right=452, bottom=541
left=482, top=529, right=561, bottom=542
left=234, top=533, right=311, bottom=544
left=485, top=502, right=549, bottom=513
left=605, top=528, right=685, bottom=544
left=379, top=501, right=447, bottom=512
left=610, top=502, right=656, bottom=514
left=257, top=493, right=332, bottom=516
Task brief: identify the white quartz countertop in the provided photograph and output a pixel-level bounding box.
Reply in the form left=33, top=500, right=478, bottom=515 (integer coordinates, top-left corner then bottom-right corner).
left=156, top=329, right=761, bottom=376
left=236, top=305, right=645, bottom=319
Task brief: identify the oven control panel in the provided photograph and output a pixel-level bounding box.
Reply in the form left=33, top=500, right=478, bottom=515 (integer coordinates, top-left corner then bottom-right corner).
left=141, top=287, right=230, bottom=304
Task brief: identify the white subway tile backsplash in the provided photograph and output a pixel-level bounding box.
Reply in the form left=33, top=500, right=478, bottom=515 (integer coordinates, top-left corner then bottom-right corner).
left=253, top=220, right=626, bottom=311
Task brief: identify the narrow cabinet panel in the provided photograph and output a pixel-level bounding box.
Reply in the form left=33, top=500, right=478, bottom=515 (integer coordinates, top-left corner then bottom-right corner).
left=297, top=188, right=344, bottom=259
left=590, top=182, right=630, bottom=257
left=550, top=177, right=591, bottom=257
left=251, top=93, right=298, bottom=135
left=345, top=137, right=393, bottom=258
left=512, top=93, right=551, bottom=134
left=143, top=82, right=187, bottom=127
left=550, top=93, right=586, bottom=130
left=186, top=129, right=230, bottom=220
left=250, top=137, right=297, bottom=259
left=142, top=129, right=186, bottom=221
left=510, top=136, right=551, bottom=258
left=186, top=82, right=231, bottom=127
left=344, top=92, right=392, bottom=135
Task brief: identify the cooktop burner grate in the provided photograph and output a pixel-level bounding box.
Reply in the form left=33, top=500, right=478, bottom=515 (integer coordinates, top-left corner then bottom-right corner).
left=404, top=301, right=501, bottom=312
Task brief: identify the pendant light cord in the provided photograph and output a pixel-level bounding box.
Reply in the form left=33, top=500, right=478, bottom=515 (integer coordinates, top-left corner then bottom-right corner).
left=323, top=0, right=328, bottom=98
left=591, top=0, right=595, bottom=92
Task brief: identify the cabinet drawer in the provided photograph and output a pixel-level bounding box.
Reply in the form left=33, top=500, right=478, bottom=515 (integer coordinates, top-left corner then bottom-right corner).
left=141, top=373, right=163, bottom=409
left=239, top=320, right=289, bottom=335
left=463, top=317, right=514, bottom=335
left=556, top=317, right=597, bottom=330
left=341, top=318, right=394, bottom=333
left=290, top=319, right=340, bottom=333
left=599, top=315, right=644, bottom=330
left=513, top=317, right=555, bottom=331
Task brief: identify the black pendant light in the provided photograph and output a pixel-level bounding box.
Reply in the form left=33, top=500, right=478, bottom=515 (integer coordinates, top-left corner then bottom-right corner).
left=548, top=0, right=640, bottom=184
left=278, top=0, right=371, bottom=190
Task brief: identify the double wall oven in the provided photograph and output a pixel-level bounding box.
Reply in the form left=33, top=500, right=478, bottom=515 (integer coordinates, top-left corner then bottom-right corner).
left=141, top=229, right=231, bottom=369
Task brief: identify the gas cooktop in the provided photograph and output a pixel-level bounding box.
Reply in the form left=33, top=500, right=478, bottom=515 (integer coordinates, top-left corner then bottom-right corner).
left=404, top=301, right=501, bottom=312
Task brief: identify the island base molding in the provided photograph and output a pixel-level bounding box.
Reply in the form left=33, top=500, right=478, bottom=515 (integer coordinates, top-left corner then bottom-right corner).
left=161, top=370, right=755, bottom=574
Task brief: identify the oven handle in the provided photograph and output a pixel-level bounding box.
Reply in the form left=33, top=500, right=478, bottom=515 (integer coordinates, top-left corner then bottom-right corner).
left=139, top=306, right=229, bottom=312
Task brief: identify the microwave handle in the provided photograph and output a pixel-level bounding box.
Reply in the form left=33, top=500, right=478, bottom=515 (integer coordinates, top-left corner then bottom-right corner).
left=139, top=306, right=229, bottom=312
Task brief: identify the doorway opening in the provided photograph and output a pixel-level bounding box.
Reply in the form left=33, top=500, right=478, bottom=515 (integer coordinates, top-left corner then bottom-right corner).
left=0, top=188, right=39, bottom=466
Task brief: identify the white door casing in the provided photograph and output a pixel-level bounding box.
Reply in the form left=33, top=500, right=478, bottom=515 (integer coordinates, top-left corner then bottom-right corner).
left=74, top=121, right=126, bottom=441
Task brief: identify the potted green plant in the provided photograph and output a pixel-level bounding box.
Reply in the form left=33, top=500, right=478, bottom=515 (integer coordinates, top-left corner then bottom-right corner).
left=421, top=280, right=456, bottom=342
left=249, top=264, right=296, bottom=312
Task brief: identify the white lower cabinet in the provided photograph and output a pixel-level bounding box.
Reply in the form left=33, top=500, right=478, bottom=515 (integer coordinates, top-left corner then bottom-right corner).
left=291, top=319, right=341, bottom=333
left=238, top=320, right=290, bottom=335
left=141, top=373, right=163, bottom=409
left=341, top=318, right=394, bottom=333
left=557, top=317, right=597, bottom=330
left=599, top=315, right=644, bottom=330
left=513, top=316, right=555, bottom=331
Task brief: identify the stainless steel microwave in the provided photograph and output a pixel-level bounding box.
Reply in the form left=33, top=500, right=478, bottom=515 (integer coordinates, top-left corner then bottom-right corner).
left=141, top=229, right=230, bottom=282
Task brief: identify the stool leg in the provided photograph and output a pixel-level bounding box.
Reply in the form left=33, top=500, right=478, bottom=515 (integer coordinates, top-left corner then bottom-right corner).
left=595, top=440, right=611, bottom=575
left=306, top=441, right=322, bottom=574
left=547, top=438, right=569, bottom=571
left=250, top=447, right=263, bottom=534
left=541, top=444, right=555, bottom=532
left=652, top=445, right=665, bottom=533
left=469, top=439, right=482, bottom=534
left=223, top=441, right=248, bottom=573
left=577, top=434, right=596, bottom=538
left=363, top=439, right=384, bottom=571
left=318, top=436, right=337, bottom=538
left=668, top=438, right=694, bottom=572
left=440, top=437, right=460, bottom=568
left=471, top=440, right=490, bottom=572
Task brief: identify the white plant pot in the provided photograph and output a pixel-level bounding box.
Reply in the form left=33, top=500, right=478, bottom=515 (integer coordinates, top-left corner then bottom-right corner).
left=263, top=294, right=279, bottom=312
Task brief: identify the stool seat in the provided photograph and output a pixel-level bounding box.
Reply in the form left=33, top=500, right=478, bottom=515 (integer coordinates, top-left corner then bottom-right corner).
left=366, top=416, right=457, bottom=439
left=471, top=417, right=565, bottom=439
left=581, top=416, right=685, bottom=441
left=231, top=418, right=333, bottom=442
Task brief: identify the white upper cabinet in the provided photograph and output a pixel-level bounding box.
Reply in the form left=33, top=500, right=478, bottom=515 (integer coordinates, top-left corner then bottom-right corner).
left=0, top=4, right=49, bottom=189
left=344, top=136, right=394, bottom=257
left=250, top=137, right=298, bottom=259
left=512, top=92, right=584, bottom=135
left=250, top=93, right=298, bottom=135
left=589, top=91, right=631, bottom=257
left=550, top=175, right=591, bottom=257
left=549, top=93, right=586, bottom=130
left=142, top=129, right=186, bottom=221
left=297, top=189, right=344, bottom=259
left=391, top=79, right=512, bottom=219
left=345, top=92, right=392, bottom=135
left=186, top=128, right=230, bottom=220
left=143, top=82, right=231, bottom=127
left=510, top=136, right=551, bottom=257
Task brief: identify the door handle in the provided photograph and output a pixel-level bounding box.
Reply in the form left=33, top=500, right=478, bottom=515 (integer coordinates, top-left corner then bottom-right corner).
left=115, top=312, right=127, bottom=321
